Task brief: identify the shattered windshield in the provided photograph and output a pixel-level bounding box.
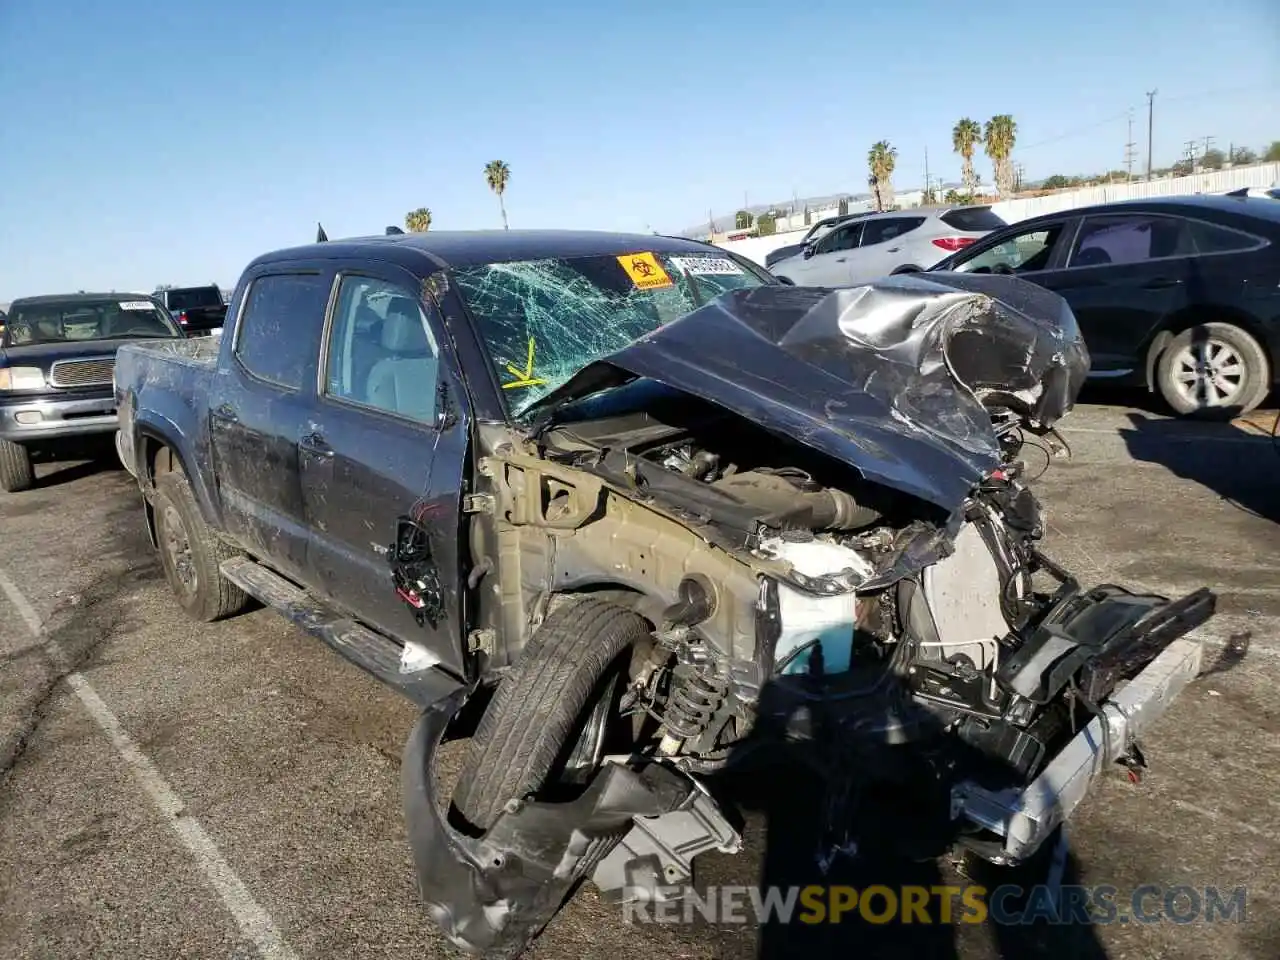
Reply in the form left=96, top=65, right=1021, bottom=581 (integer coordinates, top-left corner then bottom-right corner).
left=2, top=299, right=182, bottom=346
left=451, top=251, right=768, bottom=416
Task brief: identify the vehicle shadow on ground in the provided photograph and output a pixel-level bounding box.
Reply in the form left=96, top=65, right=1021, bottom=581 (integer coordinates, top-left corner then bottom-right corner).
left=30, top=439, right=123, bottom=490
left=701, top=680, right=1111, bottom=960
left=1117, top=411, right=1280, bottom=525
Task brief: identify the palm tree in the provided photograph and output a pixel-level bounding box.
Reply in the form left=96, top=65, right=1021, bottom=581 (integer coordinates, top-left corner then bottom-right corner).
left=983, top=115, right=1018, bottom=197
left=867, top=141, right=898, bottom=211
left=484, top=160, right=511, bottom=230
left=404, top=207, right=432, bottom=232
left=952, top=118, right=981, bottom=197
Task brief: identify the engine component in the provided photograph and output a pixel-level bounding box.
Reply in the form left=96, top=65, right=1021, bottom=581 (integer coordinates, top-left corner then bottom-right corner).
left=918, top=520, right=1017, bottom=676
left=712, top=469, right=882, bottom=531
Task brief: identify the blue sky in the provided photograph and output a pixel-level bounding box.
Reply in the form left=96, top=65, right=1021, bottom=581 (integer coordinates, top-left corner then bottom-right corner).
left=1, top=0, right=1277, bottom=297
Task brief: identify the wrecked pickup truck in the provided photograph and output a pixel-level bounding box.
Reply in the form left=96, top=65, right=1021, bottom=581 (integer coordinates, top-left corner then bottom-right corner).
left=113, top=229, right=1216, bottom=956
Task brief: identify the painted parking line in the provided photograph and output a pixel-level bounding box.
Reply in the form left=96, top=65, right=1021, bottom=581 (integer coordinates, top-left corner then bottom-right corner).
left=0, top=566, right=299, bottom=960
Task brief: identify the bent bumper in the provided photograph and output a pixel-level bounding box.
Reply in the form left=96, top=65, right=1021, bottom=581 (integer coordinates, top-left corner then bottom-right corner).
left=952, top=635, right=1205, bottom=864
left=0, top=393, right=117, bottom=442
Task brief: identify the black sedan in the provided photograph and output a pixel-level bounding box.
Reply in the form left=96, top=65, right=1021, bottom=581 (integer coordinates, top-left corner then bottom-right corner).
left=930, top=195, right=1280, bottom=417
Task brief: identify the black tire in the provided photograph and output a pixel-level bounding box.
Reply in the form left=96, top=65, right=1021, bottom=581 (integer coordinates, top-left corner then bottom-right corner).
left=0, top=439, right=34, bottom=493
left=153, top=471, right=248, bottom=622
left=891, top=264, right=922, bottom=274
left=1156, top=323, right=1270, bottom=418
left=452, top=598, right=651, bottom=831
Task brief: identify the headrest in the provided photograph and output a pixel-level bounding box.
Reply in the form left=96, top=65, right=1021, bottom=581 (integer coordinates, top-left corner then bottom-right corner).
left=380, top=297, right=430, bottom=353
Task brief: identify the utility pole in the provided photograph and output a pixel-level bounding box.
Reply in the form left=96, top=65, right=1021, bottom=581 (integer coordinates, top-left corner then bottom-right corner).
left=1124, top=109, right=1136, bottom=182
left=924, top=145, right=931, bottom=202
left=1202, top=135, right=1215, bottom=162
left=1145, top=89, right=1157, bottom=180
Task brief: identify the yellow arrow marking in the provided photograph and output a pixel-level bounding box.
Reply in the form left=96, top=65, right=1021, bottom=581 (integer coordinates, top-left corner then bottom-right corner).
left=502, top=336, right=548, bottom=389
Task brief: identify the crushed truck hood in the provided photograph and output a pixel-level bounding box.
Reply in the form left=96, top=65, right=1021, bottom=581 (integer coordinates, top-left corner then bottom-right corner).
left=529, top=274, right=1089, bottom=513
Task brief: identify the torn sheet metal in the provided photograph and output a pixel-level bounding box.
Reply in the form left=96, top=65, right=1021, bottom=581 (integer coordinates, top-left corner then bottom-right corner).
left=401, top=694, right=732, bottom=958
left=528, top=275, right=1089, bottom=513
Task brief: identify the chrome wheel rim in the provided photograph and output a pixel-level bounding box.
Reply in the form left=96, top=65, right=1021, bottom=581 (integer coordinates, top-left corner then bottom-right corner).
left=1171, top=339, right=1246, bottom=408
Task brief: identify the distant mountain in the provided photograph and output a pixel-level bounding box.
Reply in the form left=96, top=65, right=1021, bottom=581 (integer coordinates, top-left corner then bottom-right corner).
left=678, top=191, right=874, bottom=237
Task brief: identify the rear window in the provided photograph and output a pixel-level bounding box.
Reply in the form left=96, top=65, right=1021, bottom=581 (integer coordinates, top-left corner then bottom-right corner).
left=165, top=287, right=223, bottom=310
left=1189, top=220, right=1265, bottom=254
left=234, top=274, right=330, bottom=389
left=940, top=207, right=1007, bottom=232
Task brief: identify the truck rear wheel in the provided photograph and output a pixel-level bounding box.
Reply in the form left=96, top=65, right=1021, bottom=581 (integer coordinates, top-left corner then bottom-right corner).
left=0, top=439, right=34, bottom=493
left=153, top=471, right=248, bottom=622
left=451, top=598, right=651, bottom=831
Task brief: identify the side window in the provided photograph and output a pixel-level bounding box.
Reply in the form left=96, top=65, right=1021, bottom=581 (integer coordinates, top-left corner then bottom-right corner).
left=1189, top=219, right=1264, bottom=254
left=1069, top=215, right=1191, bottom=267
left=860, top=217, right=925, bottom=246
left=235, top=273, right=330, bottom=389
left=323, top=276, right=441, bottom=425
left=816, top=223, right=861, bottom=254
left=954, top=225, right=1066, bottom=275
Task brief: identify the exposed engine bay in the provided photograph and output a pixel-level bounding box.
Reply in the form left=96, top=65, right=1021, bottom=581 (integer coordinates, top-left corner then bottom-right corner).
left=539, top=397, right=1090, bottom=788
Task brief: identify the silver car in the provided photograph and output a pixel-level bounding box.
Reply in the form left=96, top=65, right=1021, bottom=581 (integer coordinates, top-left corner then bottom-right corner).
left=772, top=206, right=1007, bottom=286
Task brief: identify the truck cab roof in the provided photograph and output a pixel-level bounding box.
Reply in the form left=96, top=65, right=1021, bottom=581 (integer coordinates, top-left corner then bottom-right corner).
left=252, top=229, right=732, bottom=272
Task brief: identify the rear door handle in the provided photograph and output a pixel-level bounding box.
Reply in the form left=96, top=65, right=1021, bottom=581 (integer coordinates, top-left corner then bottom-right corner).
left=1143, top=277, right=1181, bottom=289
left=887, top=246, right=901, bottom=253
left=300, top=431, right=333, bottom=457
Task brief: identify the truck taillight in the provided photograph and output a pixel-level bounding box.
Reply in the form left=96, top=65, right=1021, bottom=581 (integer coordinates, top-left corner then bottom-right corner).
left=177, top=311, right=188, bottom=325
left=933, top=237, right=977, bottom=251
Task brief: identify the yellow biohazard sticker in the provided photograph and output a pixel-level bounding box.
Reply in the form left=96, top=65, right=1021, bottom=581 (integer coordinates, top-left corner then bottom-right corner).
left=617, top=252, right=674, bottom=290
left=502, top=336, right=548, bottom=390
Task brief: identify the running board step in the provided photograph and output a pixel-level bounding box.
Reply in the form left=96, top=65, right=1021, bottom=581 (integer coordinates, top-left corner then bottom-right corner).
left=219, top=556, right=463, bottom=708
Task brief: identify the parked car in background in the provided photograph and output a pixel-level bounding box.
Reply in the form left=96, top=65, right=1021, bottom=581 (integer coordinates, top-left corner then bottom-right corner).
left=771, top=206, right=1007, bottom=286
left=930, top=195, right=1280, bottom=417
left=153, top=284, right=227, bottom=334
left=0, top=292, right=184, bottom=491
left=763, top=210, right=876, bottom=268
left=1221, top=185, right=1280, bottom=200
left=113, top=228, right=1213, bottom=958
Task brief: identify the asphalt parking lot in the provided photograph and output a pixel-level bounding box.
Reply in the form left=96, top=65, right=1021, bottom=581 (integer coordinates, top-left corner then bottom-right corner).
left=1, top=398, right=1277, bottom=960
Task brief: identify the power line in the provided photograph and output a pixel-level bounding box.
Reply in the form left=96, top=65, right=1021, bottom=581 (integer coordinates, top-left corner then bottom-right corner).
left=1146, top=89, right=1158, bottom=180
left=1124, top=109, right=1136, bottom=182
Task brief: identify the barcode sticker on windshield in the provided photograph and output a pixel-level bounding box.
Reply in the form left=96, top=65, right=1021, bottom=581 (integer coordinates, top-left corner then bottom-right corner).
left=119, top=301, right=155, bottom=311
left=668, top=256, right=745, bottom=276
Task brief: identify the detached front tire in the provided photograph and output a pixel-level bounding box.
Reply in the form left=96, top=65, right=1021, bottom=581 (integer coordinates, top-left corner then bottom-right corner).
left=452, top=597, right=651, bottom=831
left=1156, top=323, right=1270, bottom=418
left=0, top=439, right=34, bottom=492
left=153, top=471, right=248, bottom=622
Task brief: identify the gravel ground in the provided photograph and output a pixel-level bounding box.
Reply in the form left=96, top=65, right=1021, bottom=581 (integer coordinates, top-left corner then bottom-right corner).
left=0, top=399, right=1277, bottom=960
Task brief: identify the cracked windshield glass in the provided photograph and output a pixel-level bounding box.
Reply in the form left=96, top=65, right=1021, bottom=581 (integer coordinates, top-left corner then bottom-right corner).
left=451, top=251, right=766, bottom=415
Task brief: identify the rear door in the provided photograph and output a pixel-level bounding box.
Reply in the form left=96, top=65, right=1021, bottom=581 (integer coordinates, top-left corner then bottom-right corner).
left=847, top=216, right=926, bottom=282
left=1046, top=213, right=1194, bottom=374
left=299, top=263, right=471, bottom=675
left=208, top=267, right=333, bottom=584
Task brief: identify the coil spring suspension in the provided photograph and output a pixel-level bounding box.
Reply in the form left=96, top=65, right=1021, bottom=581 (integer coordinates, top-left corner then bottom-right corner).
left=665, top=663, right=730, bottom=741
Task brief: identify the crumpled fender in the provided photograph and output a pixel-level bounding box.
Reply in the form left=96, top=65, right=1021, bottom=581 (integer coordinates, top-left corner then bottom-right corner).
left=401, top=692, right=702, bottom=957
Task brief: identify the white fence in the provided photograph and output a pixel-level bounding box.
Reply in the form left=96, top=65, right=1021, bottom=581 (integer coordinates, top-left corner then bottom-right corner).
left=718, top=163, right=1280, bottom=267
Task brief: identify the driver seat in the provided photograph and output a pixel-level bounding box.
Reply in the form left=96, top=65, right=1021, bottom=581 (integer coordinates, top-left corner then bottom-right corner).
left=365, top=297, right=438, bottom=422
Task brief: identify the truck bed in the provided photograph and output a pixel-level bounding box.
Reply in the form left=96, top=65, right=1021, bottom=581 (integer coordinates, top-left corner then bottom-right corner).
left=113, top=336, right=220, bottom=493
